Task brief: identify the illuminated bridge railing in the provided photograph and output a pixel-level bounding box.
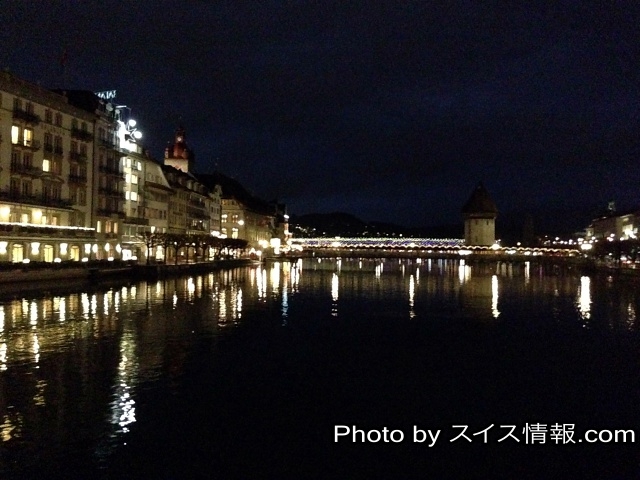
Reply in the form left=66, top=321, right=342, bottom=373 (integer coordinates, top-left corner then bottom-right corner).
left=289, top=238, right=581, bottom=256
left=290, top=237, right=465, bottom=249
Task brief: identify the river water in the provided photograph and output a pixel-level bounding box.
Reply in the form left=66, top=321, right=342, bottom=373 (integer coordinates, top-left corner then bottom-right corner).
left=0, top=258, right=639, bottom=479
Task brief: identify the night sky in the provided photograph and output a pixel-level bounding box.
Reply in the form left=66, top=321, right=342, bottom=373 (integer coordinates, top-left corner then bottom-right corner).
left=1, top=1, right=639, bottom=232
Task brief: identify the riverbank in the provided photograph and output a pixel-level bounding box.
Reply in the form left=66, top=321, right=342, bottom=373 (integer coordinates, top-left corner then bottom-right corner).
left=0, top=258, right=262, bottom=292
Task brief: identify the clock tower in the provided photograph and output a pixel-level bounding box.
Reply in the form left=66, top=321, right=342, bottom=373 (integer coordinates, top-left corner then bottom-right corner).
left=164, top=126, right=195, bottom=173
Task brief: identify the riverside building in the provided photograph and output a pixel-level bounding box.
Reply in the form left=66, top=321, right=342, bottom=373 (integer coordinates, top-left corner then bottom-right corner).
left=62, top=90, right=125, bottom=260
left=0, top=72, right=97, bottom=263
left=198, top=172, right=285, bottom=254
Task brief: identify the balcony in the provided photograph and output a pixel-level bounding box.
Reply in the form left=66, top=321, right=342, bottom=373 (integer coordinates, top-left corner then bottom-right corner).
left=12, top=139, right=41, bottom=151
left=71, top=128, right=94, bottom=142
left=124, top=216, right=149, bottom=226
left=68, top=174, right=88, bottom=184
left=187, top=208, right=210, bottom=220
left=69, top=151, right=88, bottom=163
left=10, top=162, right=42, bottom=177
left=0, top=189, right=73, bottom=209
left=99, top=165, right=125, bottom=179
left=12, top=108, right=41, bottom=124
left=0, top=223, right=95, bottom=240
left=97, top=208, right=126, bottom=218
left=98, top=137, right=123, bottom=154
left=98, top=186, right=122, bottom=198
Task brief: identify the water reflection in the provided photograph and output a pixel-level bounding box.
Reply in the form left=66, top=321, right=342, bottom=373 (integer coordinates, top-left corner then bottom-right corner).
left=331, top=273, right=339, bottom=317
left=492, top=275, right=500, bottom=319
left=577, top=276, right=591, bottom=322
left=111, top=330, right=137, bottom=437
left=0, top=259, right=637, bottom=470
left=409, top=274, right=415, bottom=319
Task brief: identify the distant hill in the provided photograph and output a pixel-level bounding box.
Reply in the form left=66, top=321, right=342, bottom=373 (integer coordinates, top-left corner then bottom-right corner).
left=289, top=212, right=462, bottom=238
left=290, top=206, right=603, bottom=244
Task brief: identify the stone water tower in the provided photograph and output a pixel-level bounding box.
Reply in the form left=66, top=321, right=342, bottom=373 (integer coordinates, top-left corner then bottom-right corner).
left=462, top=183, right=498, bottom=246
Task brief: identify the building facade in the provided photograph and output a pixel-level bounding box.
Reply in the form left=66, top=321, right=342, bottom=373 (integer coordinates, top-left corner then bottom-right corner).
left=587, top=211, right=638, bottom=241
left=198, top=172, right=280, bottom=252
left=0, top=72, right=97, bottom=263
left=62, top=90, right=125, bottom=260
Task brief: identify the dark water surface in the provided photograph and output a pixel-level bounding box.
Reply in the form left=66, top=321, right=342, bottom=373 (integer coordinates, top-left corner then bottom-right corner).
left=0, top=258, right=639, bottom=479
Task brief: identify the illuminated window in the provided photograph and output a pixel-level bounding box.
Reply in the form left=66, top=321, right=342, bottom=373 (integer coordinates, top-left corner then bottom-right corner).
left=131, top=174, right=138, bottom=184
left=232, top=228, right=238, bottom=239
left=96, top=220, right=101, bottom=233
left=23, top=129, right=32, bottom=146
left=131, top=191, right=138, bottom=201
left=137, top=161, right=142, bottom=171
left=42, top=159, right=50, bottom=172
left=11, top=125, right=19, bottom=144
left=125, top=191, right=130, bottom=200
left=125, top=173, right=131, bottom=183
left=43, top=245, right=54, bottom=263
left=11, top=244, right=23, bottom=263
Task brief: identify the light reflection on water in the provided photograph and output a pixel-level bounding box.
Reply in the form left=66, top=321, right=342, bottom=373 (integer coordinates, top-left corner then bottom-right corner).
left=0, top=258, right=638, bottom=468
left=578, top=275, right=591, bottom=322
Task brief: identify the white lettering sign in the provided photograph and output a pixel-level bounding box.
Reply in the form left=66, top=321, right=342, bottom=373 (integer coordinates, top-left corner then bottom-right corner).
left=95, top=90, right=117, bottom=100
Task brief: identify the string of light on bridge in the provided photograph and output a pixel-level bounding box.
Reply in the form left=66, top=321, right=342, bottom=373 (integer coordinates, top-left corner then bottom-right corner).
left=289, top=237, right=580, bottom=256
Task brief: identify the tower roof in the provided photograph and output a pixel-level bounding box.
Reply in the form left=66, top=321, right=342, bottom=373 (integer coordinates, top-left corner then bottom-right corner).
left=462, top=183, right=498, bottom=216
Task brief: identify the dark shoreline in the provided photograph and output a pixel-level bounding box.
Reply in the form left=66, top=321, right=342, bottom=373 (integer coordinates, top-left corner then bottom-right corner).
left=0, top=258, right=261, bottom=300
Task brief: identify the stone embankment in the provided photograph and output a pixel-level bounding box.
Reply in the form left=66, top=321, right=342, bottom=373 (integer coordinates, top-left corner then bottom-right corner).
left=0, top=258, right=261, bottom=290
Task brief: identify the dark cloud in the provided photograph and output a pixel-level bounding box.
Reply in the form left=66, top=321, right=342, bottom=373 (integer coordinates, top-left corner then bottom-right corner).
left=1, top=1, right=639, bottom=230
